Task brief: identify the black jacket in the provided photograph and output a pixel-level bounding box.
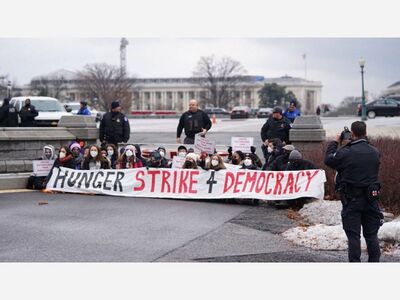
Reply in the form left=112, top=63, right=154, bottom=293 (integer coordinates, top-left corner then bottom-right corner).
left=324, top=139, right=380, bottom=188
left=177, top=109, right=212, bottom=139
left=260, top=116, right=291, bottom=143
left=286, top=159, right=318, bottom=171
left=19, top=104, right=38, bottom=127
left=266, top=153, right=290, bottom=171
left=0, top=102, right=19, bottom=127
left=99, top=111, right=130, bottom=144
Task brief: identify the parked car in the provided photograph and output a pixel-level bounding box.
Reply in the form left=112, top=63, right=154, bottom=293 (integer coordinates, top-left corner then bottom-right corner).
left=204, top=107, right=230, bottom=116
left=10, top=96, right=72, bottom=126
left=357, top=98, right=400, bottom=118
left=230, top=106, right=250, bottom=119
left=250, top=108, right=259, bottom=117
left=257, top=107, right=273, bottom=118
left=64, top=102, right=102, bottom=122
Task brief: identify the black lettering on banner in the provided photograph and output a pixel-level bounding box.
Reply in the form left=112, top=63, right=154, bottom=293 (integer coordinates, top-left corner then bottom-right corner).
left=78, top=172, right=95, bottom=188
left=206, top=170, right=217, bottom=193
left=67, top=171, right=82, bottom=187
left=114, top=172, right=125, bottom=192
left=93, top=171, right=104, bottom=189
left=103, top=171, right=115, bottom=191
left=53, top=168, right=69, bottom=188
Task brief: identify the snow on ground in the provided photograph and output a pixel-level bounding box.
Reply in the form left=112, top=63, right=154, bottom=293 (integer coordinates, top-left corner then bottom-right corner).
left=283, top=200, right=400, bottom=255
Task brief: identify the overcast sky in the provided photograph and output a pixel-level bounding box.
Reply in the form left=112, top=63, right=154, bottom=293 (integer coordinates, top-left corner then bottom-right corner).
left=0, top=38, right=399, bottom=105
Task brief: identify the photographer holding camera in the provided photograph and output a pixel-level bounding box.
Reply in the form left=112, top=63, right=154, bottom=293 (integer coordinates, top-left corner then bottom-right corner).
left=324, top=121, right=383, bottom=262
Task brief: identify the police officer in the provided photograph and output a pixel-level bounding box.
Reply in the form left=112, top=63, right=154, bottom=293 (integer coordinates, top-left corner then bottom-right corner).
left=176, top=99, right=212, bottom=144
left=325, top=121, right=382, bottom=262
left=19, top=98, right=38, bottom=127
left=99, top=100, right=130, bottom=147
left=260, top=106, right=291, bottom=145
left=0, top=98, right=19, bottom=127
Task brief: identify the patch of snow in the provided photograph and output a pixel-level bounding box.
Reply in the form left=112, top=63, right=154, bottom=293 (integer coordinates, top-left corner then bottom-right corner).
left=298, top=199, right=342, bottom=225
left=378, top=222, right=400, bottom=242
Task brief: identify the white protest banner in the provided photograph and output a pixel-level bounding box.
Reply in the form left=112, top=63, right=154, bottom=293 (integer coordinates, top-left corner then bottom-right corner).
left=46, top=167, right=326, bottom=201
left=194, top=134, right=215, bottom=154
left=171, top=156, right=186, bottom=169
left=231, top=137, right=254, bottom=153
left=32, top=160, right=55, bottom=176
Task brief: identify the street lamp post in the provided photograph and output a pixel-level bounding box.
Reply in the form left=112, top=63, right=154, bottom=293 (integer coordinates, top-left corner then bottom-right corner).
left=358, top=58, right=367, bottom=121
left=7, top=81, right=12, bottom=98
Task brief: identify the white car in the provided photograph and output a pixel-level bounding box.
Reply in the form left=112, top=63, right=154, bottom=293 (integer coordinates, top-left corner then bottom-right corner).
left=10, top=96, right=73, bottom=127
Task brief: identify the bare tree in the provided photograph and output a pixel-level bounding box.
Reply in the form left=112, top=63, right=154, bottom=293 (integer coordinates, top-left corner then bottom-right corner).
left=77, top=63, right=135, bottom=112
left=192, top=55, right=247, bottom=108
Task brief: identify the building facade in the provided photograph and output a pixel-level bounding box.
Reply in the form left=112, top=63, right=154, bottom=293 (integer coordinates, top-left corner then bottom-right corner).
left=23, top=70, right=323, bottom=114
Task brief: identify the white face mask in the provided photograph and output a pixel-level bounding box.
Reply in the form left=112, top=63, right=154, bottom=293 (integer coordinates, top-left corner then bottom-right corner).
left=267, top=146, right=273, bottom=153
left=244, top=159, right=252, bottom=166
left=90, top=150, right=98, bottom=158
left=211, top=159, right=219, bottom=167
left=125, top=150, right=133, bottom=157
left=59, top=152, right=66, bottom=159
left=107, top=150, right=114, bottom=157
left=159, top=150, right=165, bottom=157
left=179, top=151, right=186, bottom=157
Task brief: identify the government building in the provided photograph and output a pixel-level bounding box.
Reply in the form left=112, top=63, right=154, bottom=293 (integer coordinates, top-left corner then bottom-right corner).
left=24, top=69, right=323, bottom=114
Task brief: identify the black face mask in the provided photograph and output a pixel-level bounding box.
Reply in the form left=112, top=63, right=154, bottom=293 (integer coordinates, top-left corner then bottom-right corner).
left=150, top=159, right=161, bottom=166
left=231, top=158, right=239, bottom=165
left=184, top=161, right=193, bottom=168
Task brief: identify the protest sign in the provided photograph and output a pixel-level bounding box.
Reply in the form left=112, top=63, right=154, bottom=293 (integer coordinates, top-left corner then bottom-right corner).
left=231, top=137, right=254, bottom=153
left=171, top=156, right=186, bottom=169
left=194, top=134, right=215, bottom=154
left=32, top=160, right=55, bottom=176
left=47, top=167, right=326, bottom=201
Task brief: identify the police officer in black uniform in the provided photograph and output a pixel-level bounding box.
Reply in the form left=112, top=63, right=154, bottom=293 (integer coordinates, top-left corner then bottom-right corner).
left=325, top=121, right=383, bottom=262
left=99, top=100, right=130, bottom=147
left=0, top=98, right=19, bottom=127
left=19, top=98, right=39, bottom=127
left=176, top=99, right=212, bottom=144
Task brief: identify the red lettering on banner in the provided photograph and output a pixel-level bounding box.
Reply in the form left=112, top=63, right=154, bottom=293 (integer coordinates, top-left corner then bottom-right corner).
left=242, top=171, right=257, bottom=193
left=161, top=170, right=171, bottom=193
left=148, top=170, right=161, bottom=192
left=134, top=170, right=145, bottom=191
left=305, top=170, right=319, bottom=191
left=273, top=172, right=284, bottom=195
left=172, top=170, right=177, bottom=193
left=188, top=170, right=199, bottom=194
left=295, top=171, right=305, bottom=192
left=223, top=171, right=235, bottom=193
left=255, top=172, right=266, bottom=193
left=264, top=172, right=274, bottom=194
left=179, top=170, right=189, bottom=193
left=283, top=172, right=295, bottom=194
left=234, top=171, right=245, bottom=193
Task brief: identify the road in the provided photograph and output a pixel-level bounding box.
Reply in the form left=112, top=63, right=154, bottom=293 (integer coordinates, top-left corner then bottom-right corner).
left=1, top=190, right=399, bottom=262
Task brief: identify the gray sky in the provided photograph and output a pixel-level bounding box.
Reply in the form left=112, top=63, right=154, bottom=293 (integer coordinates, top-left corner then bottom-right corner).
left=0, top=38, right=399, bottom=105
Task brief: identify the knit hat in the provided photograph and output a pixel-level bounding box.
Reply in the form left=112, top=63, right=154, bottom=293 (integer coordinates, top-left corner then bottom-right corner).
left=289, top=150, right=302, bottom=160
left=150, top=150, right=161, bottom=160
left=283, top=144, right=295, bottom=151
left=272, top=106, right=283, bottom=114
left=186, top=153, right=198, bottom=161
left=111, top=100, right=120, bottom=109
left=69, top=142, right=81, bottom=151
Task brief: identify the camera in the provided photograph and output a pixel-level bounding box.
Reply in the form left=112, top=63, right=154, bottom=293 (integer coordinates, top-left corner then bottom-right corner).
left=340, top=126, right=352, bottom=142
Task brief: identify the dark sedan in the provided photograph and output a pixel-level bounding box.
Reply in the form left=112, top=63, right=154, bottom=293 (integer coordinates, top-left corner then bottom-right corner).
left=230, top=106, right=250, bottom=119
left=358, top=99, right=400, bottom=118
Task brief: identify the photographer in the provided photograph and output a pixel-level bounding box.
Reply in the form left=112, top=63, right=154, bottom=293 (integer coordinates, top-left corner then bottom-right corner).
left=324, top=121, right=383, bottom=262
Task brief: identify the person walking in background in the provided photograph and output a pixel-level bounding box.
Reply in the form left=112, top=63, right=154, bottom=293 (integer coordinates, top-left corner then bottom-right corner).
left=99, top=100, right=130, bottom=147
left=176, top=99, right=212, bottom=144
left=283, top=100, right=301, bottom=123
left=19, top=98, right=38, bottom=127
left=77, top=100, right=91, bottom=116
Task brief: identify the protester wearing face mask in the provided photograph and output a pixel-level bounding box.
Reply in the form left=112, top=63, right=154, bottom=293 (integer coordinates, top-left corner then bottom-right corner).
left=205, top=154, right=226, bottom=171
left=133, top=144, right=147, bottom=166
left=116, top=145, right=143, bottom=169
left=27, top=145, right=57, bottom=190
left=69, top=142, right=83, bottom=170
left=182, top=153, right=198, bottom=169
left=156, top=146, right=171, bottom=168
left=229, top=151, right=244, bottom=166
left=241, top=153, right=259, bottom=170
left=106, top=143, right=118, bottom=169
left=177, top=145, right=187, bottom=158
left=267, top=144, right=295, bottom=171
left=82, top=145, right=110, bottom=170
left=262, top=138, right=283, bottom=170
left=146, top=150, right=167, bottom=168
left=19, top=98, right=39, bottom=127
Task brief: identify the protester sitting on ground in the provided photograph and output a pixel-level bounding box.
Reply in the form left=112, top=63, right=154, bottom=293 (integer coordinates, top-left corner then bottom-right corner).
left=82, top=145, right=111, bottom=170
left=157, top=146, right=171, bottom=168
left=205, top=154, right=226, bottom=171
left=116, top=145, right=143, bottom=169
left=100, top=146, right=112, bottom=168
left=177, top=145, right=188, bottom=158
left=261, top=138, right=281, bottom=164
left=182, top=153, right=198, bottom=169
left=27, top=145, right=56, bottom=190
left=106, top=143, right=118, bottom=169
left=146, top=150, right=169, bottom=168
left=134, top=144, right=147, bottom=166
left=250, top=146, right=263, bottom=169
left=229, top=150, right=244, bottom=166
left=266, top=144, right=295, bottom=171
left=197, top=151, right=210, bottom=169
left=286, top=150, right=318, bottom=171
left=69, top=142, right=83, bottom=170
left=83, top=146, right=90, bottom=160
left=262, top=138, right=284, bottom=170
left=241, top=153, right=259, bottom=170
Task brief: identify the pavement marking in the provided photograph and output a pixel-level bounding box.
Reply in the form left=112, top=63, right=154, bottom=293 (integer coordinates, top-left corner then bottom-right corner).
left=0, top=189, right=37, bottom=194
